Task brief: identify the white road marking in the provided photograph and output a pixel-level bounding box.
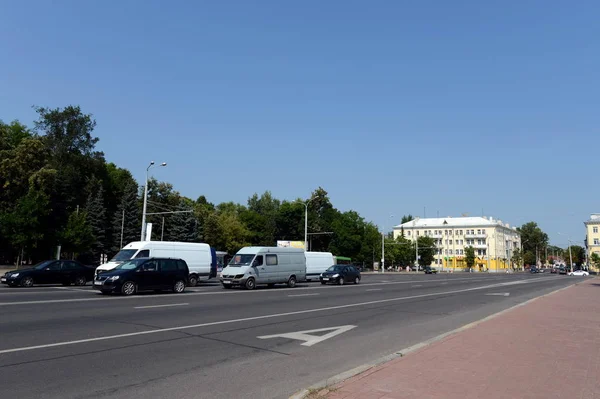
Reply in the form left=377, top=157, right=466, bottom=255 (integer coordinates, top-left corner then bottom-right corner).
left=258, top=325, right=356, bottom=347
left=366, top=288, right=382, bottom=292
left=485, top=293, right=510, bottom=297
left=134, top=303, right=189, bottom=309
left=0, top=276, right=556, bottom=355
left=412, top=285, right=423, bottom=287
left=440, top=282, right=448, bottom=285
left=288, top=293, right=320, bottom=297
left=0, top=276, right=546, bottom=306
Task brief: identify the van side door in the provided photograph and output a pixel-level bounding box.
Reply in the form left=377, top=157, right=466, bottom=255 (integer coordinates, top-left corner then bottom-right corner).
left=138, top=260, right=160, bottom=291
left=251, top=255, right=267, bottom=284
left=265, top=254, right=279, bottom=283
left=159, top=259, right=179, bottom=290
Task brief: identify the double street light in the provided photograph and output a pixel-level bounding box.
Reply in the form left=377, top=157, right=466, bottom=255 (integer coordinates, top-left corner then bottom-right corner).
left=141, top=161, right=167, bottom=241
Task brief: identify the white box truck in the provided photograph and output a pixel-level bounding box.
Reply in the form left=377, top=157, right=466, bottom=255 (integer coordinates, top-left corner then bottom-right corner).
left=305, top=252, right=335, bottom=281
left=220, top=246, right=306, bottom=290
left=95, top=241, right=214, bottom=286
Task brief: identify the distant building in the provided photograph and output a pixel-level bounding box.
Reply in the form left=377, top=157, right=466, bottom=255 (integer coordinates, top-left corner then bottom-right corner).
left=393, top=216, right=521, bottom=272
left=584, top=214, right=600, bottom=271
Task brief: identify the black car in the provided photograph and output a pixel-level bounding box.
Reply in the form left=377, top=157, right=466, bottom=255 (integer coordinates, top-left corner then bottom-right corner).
left=530, top=267, right=539, bottom=274
left=319, top=265, right=361, bottom=285
left=1, top=260, right=95, bottom=287
left=558, top=266, right=567, bottom=275
left=93, top=257, right=189, bottom=296
left=424, top=266, right=438, bottom=274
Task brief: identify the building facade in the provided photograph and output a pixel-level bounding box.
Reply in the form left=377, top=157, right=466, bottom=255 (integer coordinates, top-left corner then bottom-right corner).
left=585, top=214, right=600, bottom=271
left=393, top=216, right=521, bottom=272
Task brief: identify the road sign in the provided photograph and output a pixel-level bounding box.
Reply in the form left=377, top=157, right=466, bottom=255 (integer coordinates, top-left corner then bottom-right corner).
left=257, top=325, right=356, bottom=347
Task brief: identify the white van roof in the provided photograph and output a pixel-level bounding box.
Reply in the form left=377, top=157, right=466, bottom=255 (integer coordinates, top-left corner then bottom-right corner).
left=237, top=246, right=305, bottom=254
left=305, top=252, right=333, bottom=257
left=122, top=241, right=211, bottom=250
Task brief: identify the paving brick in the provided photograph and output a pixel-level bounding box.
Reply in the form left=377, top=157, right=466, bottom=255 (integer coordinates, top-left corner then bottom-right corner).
left=320, top=280, right=600, bottom=399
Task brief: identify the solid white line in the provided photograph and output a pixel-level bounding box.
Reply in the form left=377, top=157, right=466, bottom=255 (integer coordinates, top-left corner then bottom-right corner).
left=288, top=293, right=320, bottom=297
left=0, top=276, right=556, bottom=355
left=134, top=303, right=189, bottom=309
left=366, top=289, right=382, bottom=292
left=412, top=285, right=423, bottom=287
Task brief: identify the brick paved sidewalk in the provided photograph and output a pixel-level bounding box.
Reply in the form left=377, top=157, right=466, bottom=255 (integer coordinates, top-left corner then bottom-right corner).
left=315, top=279, right=600, bottom=399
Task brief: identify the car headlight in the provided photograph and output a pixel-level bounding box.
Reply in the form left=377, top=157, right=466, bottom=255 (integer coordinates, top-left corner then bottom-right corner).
left=108, top=276, right=120, bottom=281
left=332, top=273, right=339, bottom=278
left=219, top=273, right=223, bottom=278
left=11, top=273, right=19, bottom=278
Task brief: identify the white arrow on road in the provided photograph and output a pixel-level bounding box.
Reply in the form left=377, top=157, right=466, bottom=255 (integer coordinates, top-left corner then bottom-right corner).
left=485, top=293, right=510, bottom=297
left=258, top=325, right=356, bottom=347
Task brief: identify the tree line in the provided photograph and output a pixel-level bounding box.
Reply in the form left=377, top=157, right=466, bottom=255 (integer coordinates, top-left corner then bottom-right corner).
left=1, top=106, right=586, bottom=269
left=0, top=105, right=396, bottom=266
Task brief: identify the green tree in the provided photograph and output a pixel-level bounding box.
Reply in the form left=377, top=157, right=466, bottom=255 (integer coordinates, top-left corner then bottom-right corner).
left=59, top=210, right=94, bottom=258
left=511, top=248, right=523, bottom=269
left=517, top=222, right=549, bottom=267
left=465, top=246, right=476, bottom=271
left=330, top=211, right=364, bottom=260
left=565, top=245, right=585, bottom=268
left=401, top=215, right=414, bottom=224
left=169, top=198, right=198, bottom=242
left=590, top=253, right=600, bottom=270
left=85, top=182, right=107, bottom=263
left=111, top=181, right=140, bottom=252
left=416, top=236, right=435, bottom=267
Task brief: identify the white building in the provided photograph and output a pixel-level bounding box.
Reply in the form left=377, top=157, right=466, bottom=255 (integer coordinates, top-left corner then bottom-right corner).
left=393, top=216, right=521, bottom=272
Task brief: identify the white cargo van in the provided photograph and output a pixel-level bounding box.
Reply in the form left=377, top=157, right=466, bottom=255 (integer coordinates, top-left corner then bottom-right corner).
left=305, top=252, right=335, bottom=280
left=96, top=241, right=213, bottom=286
left=220, top=247, right=306, bottom=290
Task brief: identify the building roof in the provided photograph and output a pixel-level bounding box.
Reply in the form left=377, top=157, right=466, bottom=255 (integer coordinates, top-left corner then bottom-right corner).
left=585, top=214, right=600, bottom=224
left=394, top=216, right=517, bottom=230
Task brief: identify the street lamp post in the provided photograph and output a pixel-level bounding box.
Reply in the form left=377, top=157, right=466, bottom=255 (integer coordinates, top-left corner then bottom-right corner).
left=141, top=161, right=167, bottom=241
left=558, top=232, right=574, bottom=273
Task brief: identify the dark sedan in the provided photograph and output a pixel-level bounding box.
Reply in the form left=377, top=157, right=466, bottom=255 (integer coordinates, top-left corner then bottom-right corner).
left=1, top=260, right=95, bottom=287
left=319, top=265, right=361, bottom=285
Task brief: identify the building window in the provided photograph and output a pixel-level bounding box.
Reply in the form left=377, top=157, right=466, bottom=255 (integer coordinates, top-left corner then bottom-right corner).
left=482, top=229, right=486, bottom=234
left=483, top=249, right=486, bottom=256
left=595, top=239, right=600, bottom=245
left=594, top=227, right=599, bottom=233
left=417, top=231, right=420, bottom=236
left=445, top=250, right=448, bottom=255
left=407, top=231, right=411, bottom=236
left=477, top=229, right=481, bottom=234
left=478, top=249, right=482, bottom=256
left=449, top=240, right=453, bottom=245
left=449, top=249, right=453, bottom=255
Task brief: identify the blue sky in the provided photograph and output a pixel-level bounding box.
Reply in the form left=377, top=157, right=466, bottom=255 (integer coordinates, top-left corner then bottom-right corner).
left=1, top=0, right=598, bottom=246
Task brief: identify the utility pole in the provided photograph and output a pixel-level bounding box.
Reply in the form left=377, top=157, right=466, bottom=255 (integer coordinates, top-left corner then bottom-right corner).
left=120, top=209, right=125, bottom=248
left=161, top=217, right=165, bottom=241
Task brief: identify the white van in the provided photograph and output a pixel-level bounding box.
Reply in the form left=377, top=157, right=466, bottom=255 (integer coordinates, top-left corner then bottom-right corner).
left=305, top=252, right=335, bottom=280
left=96, top=241, right=214, bottom=286
left=220, top=247, right=306, bottom=290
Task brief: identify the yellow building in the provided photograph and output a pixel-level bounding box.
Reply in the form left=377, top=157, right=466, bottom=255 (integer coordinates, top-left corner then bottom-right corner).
left=585, top=214, right=600, bottom=272
left=393, top=216, right=521, bottom=272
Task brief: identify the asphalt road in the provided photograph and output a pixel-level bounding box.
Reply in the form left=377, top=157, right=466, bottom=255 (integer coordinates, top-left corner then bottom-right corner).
left=0, top=272, right=580, bottom=399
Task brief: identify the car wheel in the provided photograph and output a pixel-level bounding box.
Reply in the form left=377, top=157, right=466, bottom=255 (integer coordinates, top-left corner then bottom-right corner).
left=338, top=277, right=345, bottom=286
left=354, top=276, right=360, bottom=284
left=121, top=281, right=136, bottom=296
left=188, top=275, right=198, bottom=287
left=74, top=276, right=86, bottom=286
left=173, top=280, right=186, bottom=294
left=21, top=276, right=34, bottom=288
left=287, top=276, right=297, bottom=288
left=245, top=278, right=256, bottom=290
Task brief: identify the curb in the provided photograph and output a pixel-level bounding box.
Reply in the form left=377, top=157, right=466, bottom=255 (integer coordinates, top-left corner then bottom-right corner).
left=289, top=280, right=583, bottom=399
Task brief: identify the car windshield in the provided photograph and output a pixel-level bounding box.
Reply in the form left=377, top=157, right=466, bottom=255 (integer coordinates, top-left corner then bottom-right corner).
left=110, top=249, right=137, bottom=262
left=34, top=261, right=54, bottom=270
left=228, top=254, right=255, bottom=266
left=326, top=266, right=344, bottom=272
left=114, top=259, right=145, bottom=270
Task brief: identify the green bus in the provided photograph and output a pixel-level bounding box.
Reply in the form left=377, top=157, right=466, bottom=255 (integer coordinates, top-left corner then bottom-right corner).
left=334, top=256, right=352, bottom=265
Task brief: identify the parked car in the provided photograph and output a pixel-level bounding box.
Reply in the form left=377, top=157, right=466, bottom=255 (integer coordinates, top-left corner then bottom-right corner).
left=530, top=267, right=539, bottom=274
left=320, top=265, right=361, bottom=285
left=558, top=266, right=567, bottom=275
left=424, top=266, right=438, bottom=274
left=550, top=267, right=557, bottom=274
left=568, top=270, right=589, bottom=276
left=93, top=258, right=189, bottom=296
left=1, top=260, right=95, bottom=287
